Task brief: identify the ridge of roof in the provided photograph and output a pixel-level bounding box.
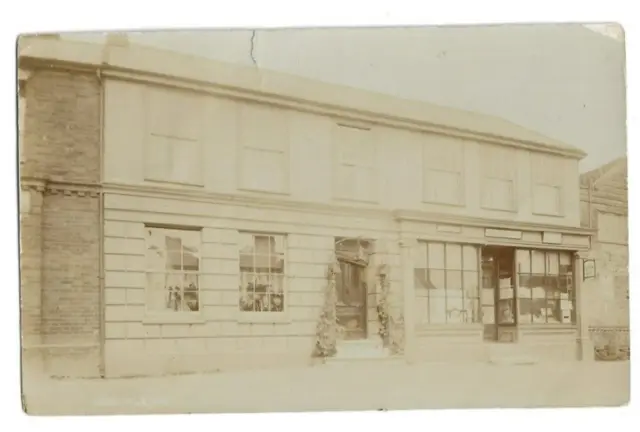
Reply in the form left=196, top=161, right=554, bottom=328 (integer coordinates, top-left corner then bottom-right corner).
left=580, top=156, right=627, bottom=186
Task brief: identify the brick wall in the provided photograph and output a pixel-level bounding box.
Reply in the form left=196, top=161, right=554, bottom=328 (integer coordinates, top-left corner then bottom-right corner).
left=20, top=68, right=102, bottom=377
left=579, top=159, right=629, bottom=328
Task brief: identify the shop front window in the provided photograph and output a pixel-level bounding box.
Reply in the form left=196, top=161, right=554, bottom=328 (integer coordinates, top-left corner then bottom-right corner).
left=516, top=250, right=575, bottom=324
left=414, top=242, right=481, bottom=324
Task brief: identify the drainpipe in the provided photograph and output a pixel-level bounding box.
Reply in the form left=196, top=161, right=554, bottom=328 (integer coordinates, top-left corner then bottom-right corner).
left=96, top=67, right=106, bottom=378
left=588, top=178, right=594, bottom=228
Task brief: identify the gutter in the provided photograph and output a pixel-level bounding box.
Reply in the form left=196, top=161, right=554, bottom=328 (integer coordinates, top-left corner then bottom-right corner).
left=18, top=36, right=587, bottom=160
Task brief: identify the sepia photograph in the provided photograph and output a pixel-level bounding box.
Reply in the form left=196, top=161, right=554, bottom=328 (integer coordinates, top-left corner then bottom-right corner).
left=16, top=23, right=629, bottom=416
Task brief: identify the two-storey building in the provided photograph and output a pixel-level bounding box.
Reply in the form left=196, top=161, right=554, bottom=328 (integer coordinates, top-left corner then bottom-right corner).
left=19, top=36, right=594, bottom=378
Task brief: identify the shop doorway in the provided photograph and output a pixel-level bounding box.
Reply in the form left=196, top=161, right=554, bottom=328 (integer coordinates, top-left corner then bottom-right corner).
left=481, top=246, right=518, bottom=342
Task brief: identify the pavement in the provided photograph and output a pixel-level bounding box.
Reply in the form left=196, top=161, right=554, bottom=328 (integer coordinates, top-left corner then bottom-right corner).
left=22, top=360, right=630, bottom=415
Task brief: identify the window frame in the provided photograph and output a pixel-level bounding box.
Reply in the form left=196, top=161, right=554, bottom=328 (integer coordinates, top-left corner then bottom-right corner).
left=515, top=249, right=576, bottom=326
left=414, top=240, right=482, bottom=326
left=236, top=103, right=291, bottom=195
left=531, top=154, right=564, bottom=217
left=143, top=224, right=206, bottom=325
left=142, top=87, right=205, bottom=188
left=480, top=145, right=517, bottom=212
left=332, top=123, right=379, bottom=204
left=237, top=231, right=290, bottom=324
left=422, top=138, right=466, bottom=207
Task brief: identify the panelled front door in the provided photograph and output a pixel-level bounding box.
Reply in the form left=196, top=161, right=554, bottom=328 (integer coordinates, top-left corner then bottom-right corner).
left=336, top=259, right=368, bottom=340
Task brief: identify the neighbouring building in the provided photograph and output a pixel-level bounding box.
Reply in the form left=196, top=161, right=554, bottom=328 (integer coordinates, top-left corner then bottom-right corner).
left=19, top=36, right=596, bottom=379
left=579, top=157, right=630, bottom=360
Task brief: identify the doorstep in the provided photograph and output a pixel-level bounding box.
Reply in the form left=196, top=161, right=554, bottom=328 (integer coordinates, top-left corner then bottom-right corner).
left=323, top=338, right=402, bottom=366
left=487, top=343, right=539, bottom=366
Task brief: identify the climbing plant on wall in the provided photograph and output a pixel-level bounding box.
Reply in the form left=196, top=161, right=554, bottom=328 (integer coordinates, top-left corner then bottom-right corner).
left=375, top=263, right=405, bottom=355
left=313, top=260, right=340, bottom=358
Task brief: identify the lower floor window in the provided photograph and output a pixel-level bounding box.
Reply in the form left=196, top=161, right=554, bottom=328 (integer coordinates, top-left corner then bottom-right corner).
left=516, top=250, right=575, bottom=324
left=414, top=242, right=481, bottom=324
left=145, top=226, right=202, bottom=313
left=238, top=233, right=286, bottom=312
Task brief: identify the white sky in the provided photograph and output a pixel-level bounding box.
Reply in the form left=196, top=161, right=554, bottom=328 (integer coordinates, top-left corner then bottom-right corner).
left=65, top=24, right=626, bottom=172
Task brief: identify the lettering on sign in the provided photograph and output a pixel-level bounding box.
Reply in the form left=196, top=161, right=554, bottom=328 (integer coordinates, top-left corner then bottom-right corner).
left=485, top=228, right=522, bottom=240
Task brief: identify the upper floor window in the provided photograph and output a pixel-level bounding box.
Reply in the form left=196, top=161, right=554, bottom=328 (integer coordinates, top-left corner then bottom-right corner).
left=238, top=233, right=287, bottom=313
left=145, top=226, right=202, bottom=313
left=238, top=104, right=290, bottom=194
left=422, top=136, right=465, bottom=206
left=414, top=241, right=481, bottom=324
left=144, top=87, right=204, bottom=186
left=481, top=145, right=516, bottom=211
left=531, top=153, right=563, bottom=216
left=333, top=124, right=378, bottom=203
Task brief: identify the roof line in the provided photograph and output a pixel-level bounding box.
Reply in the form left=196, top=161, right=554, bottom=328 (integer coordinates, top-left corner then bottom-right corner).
left=19, top=35, right=587, bottom=159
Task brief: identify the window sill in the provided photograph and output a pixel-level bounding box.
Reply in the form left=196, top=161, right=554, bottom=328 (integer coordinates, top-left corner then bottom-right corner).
left=237, top=186, right=291, bottom=197
left=237, top=311, right=291, bottom=324
left=518, top=323, right=577, bottom=330
left=421, top=199, right=465, bottom=208
left=143, top=312, right=206, bottom=325
left=143, top=177, right=205, bottom=188
left=531, top=211, right=564, bottom=218
left=480, top=204, right=517, bottom=214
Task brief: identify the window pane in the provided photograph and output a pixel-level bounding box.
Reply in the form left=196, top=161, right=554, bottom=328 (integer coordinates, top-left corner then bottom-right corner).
left=238, top=232, right=255, bottom=253
left=270, top=274, right=285, bottom=294
left=170, top=140, right=201, bottom=185
left=462, top=245, right=478, bottom=271
left=559, top=251, right=573, bottom=274
left=445, top=244, right=462, bottom=270
left=242, top=148, right=286, bottom=192
left=546, top=299, right=562, bottom=324
left=544, top=276, right=560, bottom=298
left=165, top=273, right=183, bottom=311
left=146, top=244, right=165, bottom=271
left=354, top=166, right=376, bottom=202
left=183, top=274, right=199, bottom=311
left=271, top=255, right=285, bottom=274
left=429, top=296, right=447, bottom=324
left=531, top=299, right=547, bottom=323
left=531, top=251, right=545, bottom=273
left=255, top=235, right=271, bottom=255
left=547, top=252, right=559, bottom=275
left=516, top=249, right=530, bottom=273
left=415, top=296, right=429, bottom=325
left=446, top=270, right=462, bottom=290
left=253, top=254, right=272, bottom=272
left=447, top=289, right=464, bottom=323
left=414, top=269, right=429, bottom=290
left=272, top=235, right=286, bottom=255
left=428, top=269, right=445, bottom=291
left=414, top=243, right=428, bottom=269
left=239, top=271, right=255, bottom=311
left=268, top=292, right=285, bottom=312
left=518, top=298, right=534, bottom=324
left=463, top=270, right=479, bottom=298
left=427, top=243, right=445, bottom=269
left=464, top=298, right=479, bottom=323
